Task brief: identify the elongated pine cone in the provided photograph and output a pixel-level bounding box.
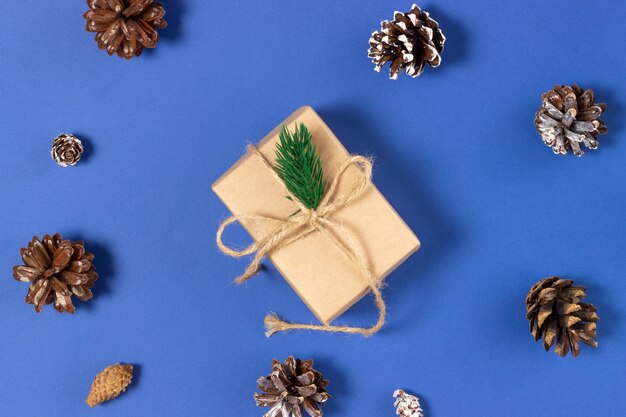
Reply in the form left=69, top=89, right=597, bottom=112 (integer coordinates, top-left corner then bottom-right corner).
left=51, top=134, right=84, bottom=167
left=394, top=390, right=424, bottom=417
left=255, top=356, right=330, bottom=417
left=13, top=234, right=98, bottom=314
left=369, top=4, right=445, bottom=79
left=83, top=0, right=168, bottom=59
left=86, top=364, right=134, bottom=407
left=526, top=277, right=599, bottom=357
left=534, top=84, right=607, bottom=156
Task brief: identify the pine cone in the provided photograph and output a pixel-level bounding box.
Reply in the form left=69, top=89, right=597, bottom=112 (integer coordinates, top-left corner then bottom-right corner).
left=13, top=233, right=98, bottom=314
left=394, top=390, right=424, bottom=417
left=369, top=4, right=445, bottom=79
left=534, top=84, right=607, bottom=156
left=51, top=134, right=84, bottom=167
left=83, top=0, right=168, bottom=59
left=255, top=356, right=330, bottom=417
left=86, top=364, right=134, bottom=407
left=526, top=277, right=599, bottom=357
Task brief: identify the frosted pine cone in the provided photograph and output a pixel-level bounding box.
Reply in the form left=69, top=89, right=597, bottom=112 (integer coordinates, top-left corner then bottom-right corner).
left=369, top=4, right=445, bottom=79
left=526, top=277, right=599, bottom=357
left=394, top=390, right=424, bottom=417
left=534, top=84, right=607, bottom=156
left=51, top=134, right=84, bottom=167
left=86, top=364, right=134, bottom=407
left=255, top=356, right=330, bottom=417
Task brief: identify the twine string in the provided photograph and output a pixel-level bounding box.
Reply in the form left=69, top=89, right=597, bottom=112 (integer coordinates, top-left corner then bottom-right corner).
left=216, top=145, right=385, bottom=336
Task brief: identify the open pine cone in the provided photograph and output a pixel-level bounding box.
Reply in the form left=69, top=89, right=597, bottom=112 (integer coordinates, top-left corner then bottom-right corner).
left=369, top=4, right=445, bottom=79
left=526, top=277, right=599, bottom=357
left=83, top=0, right=168, bottom=59
left=255, top=356, right=330, bottom=417
left=534, top=84, right=607, bottom=156
left=51, top=134, right=84, bottom=167
left=13, top=233, right=98, bottom=314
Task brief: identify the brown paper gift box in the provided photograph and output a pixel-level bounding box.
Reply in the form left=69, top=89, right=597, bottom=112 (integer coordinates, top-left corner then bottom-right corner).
left=213, top=106, right=420, bottom=325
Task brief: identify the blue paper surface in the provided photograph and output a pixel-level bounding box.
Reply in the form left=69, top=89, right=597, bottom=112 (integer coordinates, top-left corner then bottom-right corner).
left=0, top=1, right=624, bottom=416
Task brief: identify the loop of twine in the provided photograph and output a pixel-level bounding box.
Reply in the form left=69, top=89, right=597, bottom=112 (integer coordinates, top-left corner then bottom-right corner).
left=216, top=145, right=385, bottom=337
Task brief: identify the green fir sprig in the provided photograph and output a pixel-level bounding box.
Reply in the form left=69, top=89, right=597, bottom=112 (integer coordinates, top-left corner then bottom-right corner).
left=275, top=123, right=325, bottom=210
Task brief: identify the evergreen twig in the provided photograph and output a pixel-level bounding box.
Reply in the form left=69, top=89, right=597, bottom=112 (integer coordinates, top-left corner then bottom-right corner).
left=275, top=123, right=325, bottom=210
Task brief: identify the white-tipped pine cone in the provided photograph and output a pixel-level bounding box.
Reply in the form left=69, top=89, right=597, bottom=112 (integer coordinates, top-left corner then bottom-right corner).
left=369, top=4, right=445, bottom=79
left=394, top=389, right=424, bottom=417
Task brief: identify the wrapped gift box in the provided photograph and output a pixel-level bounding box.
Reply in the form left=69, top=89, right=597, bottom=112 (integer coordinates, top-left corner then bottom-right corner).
left=213, top=106, right=420, bottom=325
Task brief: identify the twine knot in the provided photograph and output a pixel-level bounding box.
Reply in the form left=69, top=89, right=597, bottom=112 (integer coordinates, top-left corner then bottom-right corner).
left=303, top=209, right=321, bottom=228
left=217, top=145, right=386, bottom=337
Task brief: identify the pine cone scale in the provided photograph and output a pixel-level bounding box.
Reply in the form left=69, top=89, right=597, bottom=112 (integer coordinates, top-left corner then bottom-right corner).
left=51, top=246, right=73, bottom=269
left=13, top=266, right=41, bottom=282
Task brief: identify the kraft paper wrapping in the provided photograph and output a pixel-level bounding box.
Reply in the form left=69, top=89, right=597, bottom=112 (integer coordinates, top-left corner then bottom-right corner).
left=212, top=106, right=420, bottom=325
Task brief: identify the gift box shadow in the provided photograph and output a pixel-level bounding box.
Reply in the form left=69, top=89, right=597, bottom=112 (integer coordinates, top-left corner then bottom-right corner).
left=318, top=106, right=462, bottom=334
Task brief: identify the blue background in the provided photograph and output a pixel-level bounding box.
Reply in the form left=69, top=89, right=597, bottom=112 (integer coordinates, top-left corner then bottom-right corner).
left=0, top=1, right=624, bottom=416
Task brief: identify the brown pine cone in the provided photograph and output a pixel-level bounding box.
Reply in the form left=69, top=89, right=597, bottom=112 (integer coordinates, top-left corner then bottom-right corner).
left=13, top=233, right=98, bottom=314
left=51, top=134, right=84, bottom=167
left=83, top=0, right=168, bottom=59
left=526, top=277, right=599, bottom=357
left=369, top=4, right=445, bottom=79
left=534, top=84, right=607, bottom=156
left=255, top=356, right=330, bottom=417
left=86, top=364, right=134, bottom=407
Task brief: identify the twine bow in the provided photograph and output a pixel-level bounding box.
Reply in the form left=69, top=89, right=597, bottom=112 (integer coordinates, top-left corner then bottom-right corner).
left=217, top=145, right=386, bottom=336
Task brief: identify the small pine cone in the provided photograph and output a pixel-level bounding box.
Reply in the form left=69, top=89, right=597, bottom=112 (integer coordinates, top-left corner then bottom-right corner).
left=255, top=356, right=330, bottom=417
left=51, top=134, right=84, bottom=167
left=534, top=84, right=607, bottom=156
left=83, top=0, right=168, bottom=59
left=526, top=277, right=599, bottom=357
left=13, top=233, right=98, bottom=314
left=86, top=364, right=134, bottom=407
left=369, top=4, right=445, bottom=79
left=394, top=390, right=424, bottom=417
